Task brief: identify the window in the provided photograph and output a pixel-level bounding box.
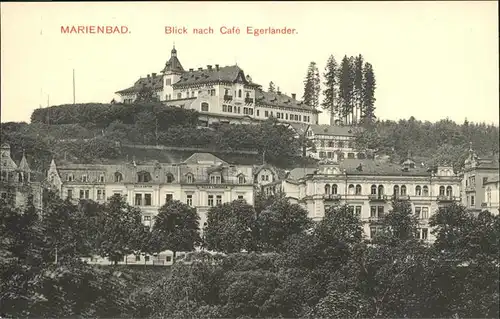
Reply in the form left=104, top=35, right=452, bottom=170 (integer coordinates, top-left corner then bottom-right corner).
left=265, top=175, right=269, bottom=181
left=393, top=185, right=399, bottom=195
left=415, top=207, right=422, bottom=218
left=0, top=171, right=6, bottom=181
left=143, top=216, right=152, bottom=227
left=338, top=141, right=344, bottom=148
left=166, top=194, right=173, bottom=203
left=319, top=151, right=326, bottom=158
left=370, top=227, right=377, bottom=239
left=99, top=175, right=105, bottom=183
left=446, top=186, right=453, bottom=197
left=166, top=173, right=174, bottom=183
left=97, top=190, right=102, bottom=200
left=401, top=185, right=407, bottom=195
left=421, top=228, right=428, bottom=240
left=186, top=174, right=193, bottom=183
left=85, top=190, right=89, bottom=199
left=371, top=185, right=377, bottom=195
left=421, top=207, right=429, bottom=219
left=210, top=89, right=215, bottom=96
left=355, top=185, right=362, bottom=195
left=257, top=110, right=260, bottom=116
left=265, top=111, right=269, bottom=117
left=238, top=175, right=245, bottom=184
left=186, top=194, right=193, bottom=206
left=370, top=206, right=377, bottom=217
left=238, top=89, right=242, bottom=98
left=135, top=194, right=142, bottom=206
left=415, top=186, right=421, bottom=196
left=114, top=172, right=123, bottom=182
left=82, top=175, right=88, bottom=182
left=471, top=196, right=475, bottom=206
left=216, top=195, right=222, bottom=205
left=238, top=195, right=244, bottom=200
left=145, top=255, right=150, bottom=262
left=377, top=206, right=384, bottom=218
left=423, top=186, right=429, bottom=196
left=439, top=186, right=445, bottom=196
left=208, top=195, right=214, bottom=207
left=332, top=184, right=338, bottom=194
left=144, top=194, right=152, bottom=206
left=67, top=189, right=73, bottom=199
left=201, top=102, right=209, bottom=112
left=348, top=184, right=355, bottom=195
left=355, top=206, right=362, bottom=216
left=67, top=174, right=74, bottom=182
left=80, top=190, right=84, bottom=199
left=177, top=93, right=182, bottom=99
left=137, top=171, right=152, bottom=183
left=135, top=255, right=141, bottom=262
left=210, top=175, right=222, bottom=184
left=261, top=175, right=265, bottom=181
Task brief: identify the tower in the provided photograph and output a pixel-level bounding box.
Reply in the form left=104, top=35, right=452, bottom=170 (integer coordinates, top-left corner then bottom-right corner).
left=161, top=45, right=185, bottom=101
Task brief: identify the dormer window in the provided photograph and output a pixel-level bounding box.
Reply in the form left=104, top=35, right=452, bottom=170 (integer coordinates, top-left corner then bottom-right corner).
left=82, top=175, right=88, bottom=182
left=67, top=174, right=74, bottom=182
left=238, top=174, right=245, bottom=184
left=210, top=174, right=221, bottom=184
left=166, top=173, right=174, bottom=183
left=137, top=171, right=152, bottom=183
left=186, top=173, right=193, bottom=184
left=114, top=172, right=123, bottom=183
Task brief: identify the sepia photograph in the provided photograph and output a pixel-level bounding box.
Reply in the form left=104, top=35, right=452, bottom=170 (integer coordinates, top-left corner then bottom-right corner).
left=1, top=1, right=499, bottom=318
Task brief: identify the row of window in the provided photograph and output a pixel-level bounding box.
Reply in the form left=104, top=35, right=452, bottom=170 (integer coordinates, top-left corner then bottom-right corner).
left=369, top=227, right=429, bottom=240
left=221, top=104, right=255, bottom=116
left=324, top=184, right=454, bottom=197
left=318, top=140, right=353, bottom=148
left=67, top=171, right=246, bottom=185
left=263, top=110, right=311, bottom=123
left=319, top=152, right=364, bottom=160
left=0, top=171, right=31, bottom=183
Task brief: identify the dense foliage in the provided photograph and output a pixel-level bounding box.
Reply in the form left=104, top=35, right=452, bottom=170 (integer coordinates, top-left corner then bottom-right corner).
left=355, top=117, right=500, bottom=169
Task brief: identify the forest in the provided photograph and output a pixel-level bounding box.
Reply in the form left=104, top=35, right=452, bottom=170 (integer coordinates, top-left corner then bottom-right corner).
left=1, top=190, right=498, bottom=318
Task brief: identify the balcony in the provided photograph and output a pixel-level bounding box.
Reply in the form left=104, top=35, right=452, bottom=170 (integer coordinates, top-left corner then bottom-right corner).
left=244, top=97, right=254, bottom=104
left=323, top=194, right=341, bottom=201
left=465, top=186, right=475, bottom=192
left=368, top=194, right=388, bottom=202
left=368, top=216, right=384, bottom=224
left=392, top=194, right=410, bottom=201
left=223, top=95, right=233, bottom=101
left=436, top=195, right=455, bottom=202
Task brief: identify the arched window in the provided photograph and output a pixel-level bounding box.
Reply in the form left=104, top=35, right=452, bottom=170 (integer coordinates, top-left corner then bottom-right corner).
left=166, top=173, right=174, bottom=183
left=246, top=92, right=250, bottom=98
left=201, top=102, right=209, bottom=112
left=348, top=184, right=355, bottom=195
left=378, top=185, right=384, bottom=196
left=137, top=171, right=152, bottom=183
left=423, top=186, right=429, bottom=196
left=355, top=184, right=362, bottom=195
left=114, top=172, right=123, bottom=183
left=238, top=89, right=242, bottom=98
left=332, top=184, right=338, bottom=194
left=439, top=186, right=445, bottom=196
left=324, top=184, right=331, bottom=194
left=415, top=186, right=421, bottom=196
left=18, top=172, right=24, bottom=183
left=186, top=173, right=193, bottom=184
left=393, top=185, right=399, bottom=195
left=400, top=185, right=407, bottom=195
left=238, top=175, right=245, bottom=184
left=371, top=185, right=377, bottom=195
left=338, top=141, right=344, bottom=148
left=446, top=186, right=453, bottom=197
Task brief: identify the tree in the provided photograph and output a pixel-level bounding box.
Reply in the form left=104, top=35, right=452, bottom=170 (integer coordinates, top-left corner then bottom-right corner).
left=204, top=200, right=257, bottom=253
left=338, top=56, right=355, bottom=125
left=361, top=62, right=376, bottom=124
left=314, top=205, right=364, bottom=248
left=268, top=81, right=276, bottom=93
left=302, top=62, right=320, bottom=109
left=257, top=198, right=312, bottom=252
left=95, top=194, right=145, bottom=264
left=321, top=55, right=340, bottom=125
left=150, top=200, right=201, bottom=262
left=353, top=54, right=365, bottom=124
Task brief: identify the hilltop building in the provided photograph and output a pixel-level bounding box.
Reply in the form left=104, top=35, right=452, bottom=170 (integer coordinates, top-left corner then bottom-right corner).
left=262, top=156, right=462, bottom=242
left=115, top=46, right=321, bottom=126
left=461, top=146, right=500, bottom=215
left=0, top=143, right=44, bottom=210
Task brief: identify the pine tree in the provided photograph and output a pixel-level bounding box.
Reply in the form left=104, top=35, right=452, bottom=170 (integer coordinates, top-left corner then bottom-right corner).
left=361, top=62, right=376, bottom=124
left=353, top=54, right=364, bottom=124
left=338, top=56, right=355, bottom=124
left=303, top=62, right=320, bottom=109
left=321, top=55, right=340, bottom=125
left=268, top=81, right=276, bottom=93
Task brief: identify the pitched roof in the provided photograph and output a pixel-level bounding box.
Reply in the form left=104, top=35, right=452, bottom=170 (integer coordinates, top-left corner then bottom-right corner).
left=255, top=90, right=320, bottom=113
left=116, top=74, right=163, bottom=94
left=339, top=159, right=431, bottom=176
left=287, top=123, right=309, bottom=135
left=288, top=167, right=318, bottom=180
left=19, top=153, right=30, bottom=171
left=162, top=47, right=184, bottom=74
left=183, top=153, right=227, bottom=165
left=475, top=154, right=500, bottom=170
left=172, top=65, right=260, bottom=88
left=309, top=124, right=362, bottom=137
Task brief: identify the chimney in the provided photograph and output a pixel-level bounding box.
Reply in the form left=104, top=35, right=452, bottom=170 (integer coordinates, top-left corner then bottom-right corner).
left=152, top=73, right=157, bottom=77
left=198, top=67, right=203, bottom=71
left=277, top=87, right=281, bottom=95
left=147, top=74, right=150, bottom=78
left=291, top=93, right=296, bottom=100
left=215, top=64, right=219, bottom=71
left=207, top=65, right=212, bottom=70
left=189, top=68, right=194, bottom=72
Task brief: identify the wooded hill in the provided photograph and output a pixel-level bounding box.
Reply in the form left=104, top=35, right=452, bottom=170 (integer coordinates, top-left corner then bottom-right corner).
left=1, top=103, right=498, bottom=172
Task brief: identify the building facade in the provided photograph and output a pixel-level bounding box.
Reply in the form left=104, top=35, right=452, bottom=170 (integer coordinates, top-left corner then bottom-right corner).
left=262, top=157, right=462, bottom=242
left=461, top=147, right=500, bottom=214
left=0, top=143, right=43, bottom=210
left=115, top=46, right=320, bottom=126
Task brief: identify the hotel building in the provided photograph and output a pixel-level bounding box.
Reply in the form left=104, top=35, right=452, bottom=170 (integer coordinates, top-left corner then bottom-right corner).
left=115, top=46, right=320, bottom=126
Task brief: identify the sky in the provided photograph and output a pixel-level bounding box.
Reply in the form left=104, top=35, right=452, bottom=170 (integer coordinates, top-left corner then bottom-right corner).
left=1, top=1, right=498, bottom=125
